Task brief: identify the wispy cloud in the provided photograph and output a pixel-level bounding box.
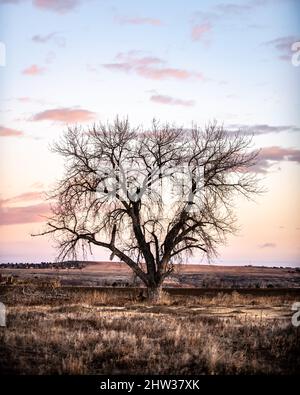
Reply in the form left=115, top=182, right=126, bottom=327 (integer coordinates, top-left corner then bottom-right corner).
left=0, top=126, right=24, bottom=137
left=0, top=0, right=24, bottom=4
left=191, top=0, right=279, bottom=41
left=2, top=191, right=43, bottom=205
left=32, top=32, right=65, bottom=47
left=31, top=182, right=44, bottom=189
left=194, top=0, right=280, bottom=22
left=0, top=202, right=50, bottom=225
left=254, top=146, right=300, bottom=173
left=0, top=0, right=81, bottom=13
left=17, top=97, right=32, bottom=102
left=258, top=242, right=276, bottom=249
left=103, top=52, right=203, bottom=81
left=191, top=4, right=244, bottom=43
left=32, top=107, right=96, bottom=122
left=0, top=188, right=49, bottom=225
left=33, top=0, right=80, bottom=14
left=16, top=97, right=54, bottom=105
left=260, top=146, right=300, bottom=162
left=117, top=16, right=162, bottom=26
left=228, top=123, right=300, bottom=135
left=215, top=3, right=252, bottom=15
left=264, top=35, right=300, bottom=61
left=150, top=94, right=195, bottom=107
left=22, top=64, right=45, bottom=75
left=191, top=22, right=211, bottom=41
left=192, top=2, right=251, bottom=31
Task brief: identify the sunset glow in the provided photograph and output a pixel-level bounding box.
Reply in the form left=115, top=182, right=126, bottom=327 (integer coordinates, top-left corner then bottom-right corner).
left=0, top=0, right=299, bottom=266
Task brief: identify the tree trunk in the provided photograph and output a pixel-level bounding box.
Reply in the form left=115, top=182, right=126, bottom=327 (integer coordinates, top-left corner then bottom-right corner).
left=147, top=284, right=163, bottom=303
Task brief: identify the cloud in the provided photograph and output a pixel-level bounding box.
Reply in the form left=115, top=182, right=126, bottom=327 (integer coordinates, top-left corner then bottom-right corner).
left=0, top=126, right=24, bottom=137
left=0, top=202, right=50, bottom=225
left=45, top=50, right=56, bottom=64
left=103, top=52, right=203, bottom=81
left=32, top=32, right=65, bottom=47
left=16, top=97, right=53, bottom=105
left=228, top=123, right=300, bottom=136
left=0, top=189, right=49, bottom=225
left=2, top=191, right=43, bottom=205
left=17, top=97, right=31, bottom=102
left=117, top=16, right=162, bottom=26
left=192, top=2, right=251, bottom=29
left=150, top=94, right=195, bottom=107
left=32, top=107, right=96, bottom=122
left=192, top=22, right=211, bottom=41
left=258, top=242, right=276, bottom=249
left=254, top=146, right=300, bottom=173
left=195, top=0, right=282, bottom=22
left=33, top=0, right=80, bottom=14
left=0, top=0, right=81, bottom=13
left=191, top=2, right=252, bottom=43
left=31, top=182, right=44, bottom=189
left=259, top=146, right=300, bottom=162
left=191, top=0, right=283, bottom=40
left=0, top=0, right=23, bottom=3
left=215, top=3, right=252, bottom=15
left=22, top=64, right=45, bottom=75
left=264, top=35, right=300, bottom=61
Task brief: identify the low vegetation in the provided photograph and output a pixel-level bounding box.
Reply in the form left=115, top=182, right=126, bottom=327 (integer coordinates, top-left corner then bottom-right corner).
left=0, top=285, right=299, bottom=374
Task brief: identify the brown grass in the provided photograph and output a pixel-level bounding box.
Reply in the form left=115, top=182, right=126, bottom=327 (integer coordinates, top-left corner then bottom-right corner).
left=0, top=286, right=299, bottom=375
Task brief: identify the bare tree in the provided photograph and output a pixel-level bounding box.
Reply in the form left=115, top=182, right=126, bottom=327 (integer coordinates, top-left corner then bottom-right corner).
left=36, top=118, right=260, bottom=302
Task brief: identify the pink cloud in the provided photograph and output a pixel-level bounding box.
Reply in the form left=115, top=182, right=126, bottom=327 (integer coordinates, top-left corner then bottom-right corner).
left=22, top=64, right=45, bottom=75
left=33, top=0, right=80, bottom=13
left=0, top=202, right=50, bottom=226
left=259, top=146, right=300, bottom=163
left=0, top=0, right=80, bottom=12
left=103, top=52, right=203, bottom=81
left=139, top=67, right=199, bottom=80
left=192, top=22, right=211, bottom=41
left=0, top=126, right=24, bottom=137
left=118, top=17, right=162, bottom=26
left=32, top=107, right=96, bottom=123
left=2, top=191, right=44, bottom=205
left=150, top=94, right=195, bottom=107
left=251, top=146, right=300, bottom=173
left=16, top=97, right=51, bottom=105
left=17, top=97, right=31, bottom=102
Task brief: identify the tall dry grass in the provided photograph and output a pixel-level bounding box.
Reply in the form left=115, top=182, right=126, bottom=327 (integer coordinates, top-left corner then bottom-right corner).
left=0, top=287, right=299, bottom=374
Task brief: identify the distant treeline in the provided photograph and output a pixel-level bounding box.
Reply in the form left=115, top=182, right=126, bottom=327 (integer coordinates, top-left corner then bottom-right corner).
left=0, top=261, right=85, bottom=269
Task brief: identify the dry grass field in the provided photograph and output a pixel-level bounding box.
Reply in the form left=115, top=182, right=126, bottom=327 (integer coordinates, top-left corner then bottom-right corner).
left=1, top=262, right=300, bottom=288
left=0, top=284, right=299, bottom=375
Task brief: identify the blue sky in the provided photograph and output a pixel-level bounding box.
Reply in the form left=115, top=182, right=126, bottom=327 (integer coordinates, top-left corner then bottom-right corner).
left=0, top=0, right=300, bottom=265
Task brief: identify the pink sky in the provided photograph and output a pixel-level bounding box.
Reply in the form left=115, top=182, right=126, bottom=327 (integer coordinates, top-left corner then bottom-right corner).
left=0, top=0, right=299, bottom=266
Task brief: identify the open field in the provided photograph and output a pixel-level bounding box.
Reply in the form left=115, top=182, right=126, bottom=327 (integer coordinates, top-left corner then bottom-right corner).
left=1, top=262, right=300, bottom=288
left=0, top=284, right=299, bottom=374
